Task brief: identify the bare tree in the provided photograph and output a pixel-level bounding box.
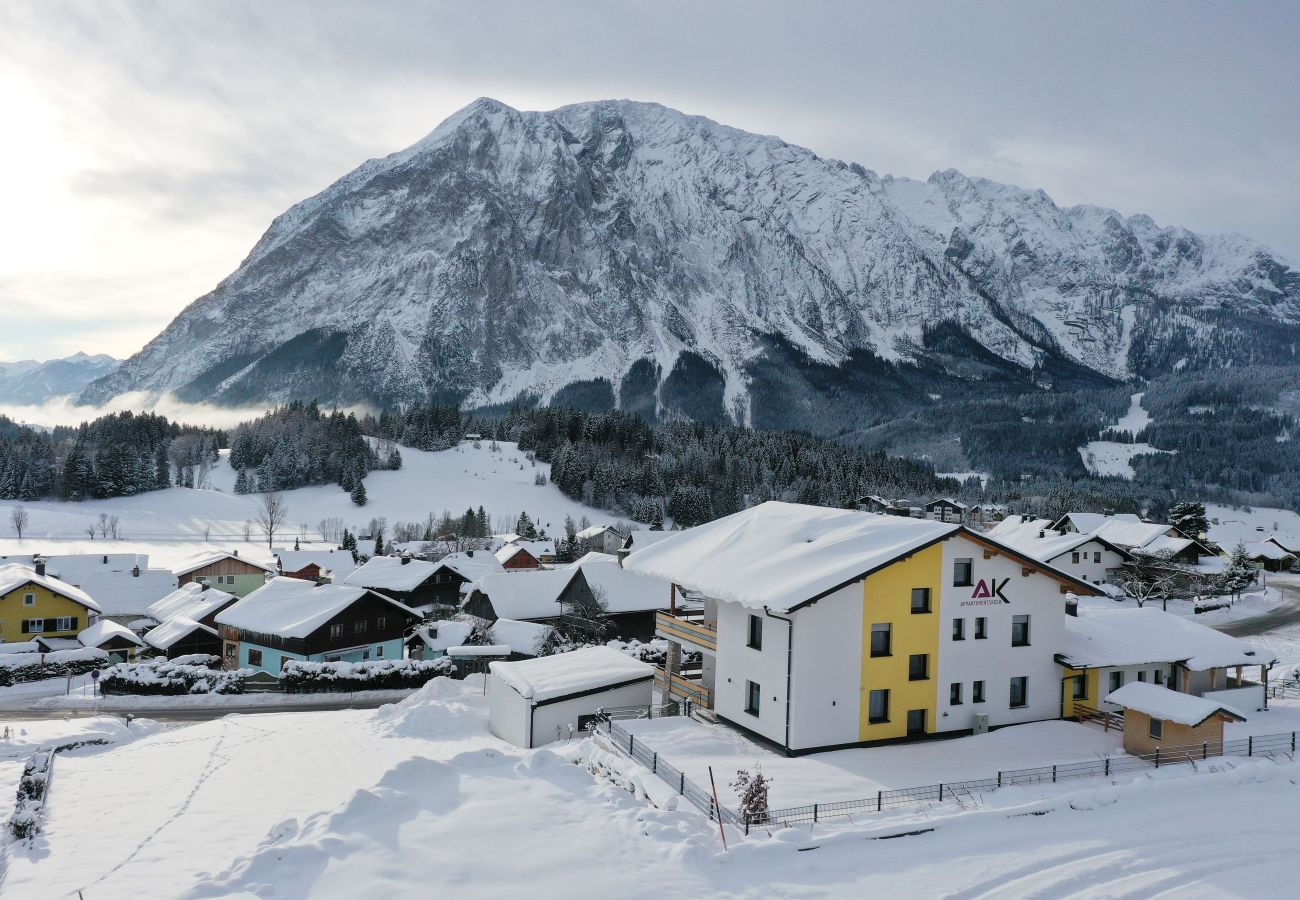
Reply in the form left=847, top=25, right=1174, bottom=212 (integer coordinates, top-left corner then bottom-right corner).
left=256, top=492, right=289, bottom=549
left=9, top=506, right=29, bottom=540
left=85, top=522, right=97, bottom=540
left=108, top=515, right=121, bottom=540
left=97, top=512, right=111, bottom=538
left=242, top=519, right=253, bottom=542
left=1120, top=551, right=1193, bottom=610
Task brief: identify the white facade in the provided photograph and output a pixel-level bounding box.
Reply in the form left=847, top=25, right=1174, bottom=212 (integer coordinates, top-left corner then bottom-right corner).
left=1046, top=539, right=1125, bottom=586
left=1089, top=663, right=1176, bottom=711
left=935, top=539, right=1068, bottom=732
left=487, top=672, right=653, bottom=749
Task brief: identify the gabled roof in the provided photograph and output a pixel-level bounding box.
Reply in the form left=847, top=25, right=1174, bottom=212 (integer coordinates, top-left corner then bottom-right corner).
left=621, top=530, right=679, bottom=552
left=1105, top=681, right=1246, bottom=726
left=174, top=551, right=275, bottom=577
left=495, top=544, right=539, bottom=565
left=488, top=618, right=554, bottom=656
left=1244, top=541, right=1294, bottom=561
left=1060, top=608, right=1275, bottom=671
left=1267, top=535, right=1300, bottom=555
left=143, top=616, right=217, bottom=651
left=436, top=552, right=507, bottom=582
left=575, top=553, right=671, bottom=613
left=216, top=577, right=421, bottom=638
left=925, top=498, right=967, bottom=510
left=1088, top=519, right=1177, bottom=549
left=1052, top=512, right=1142, bottom=533
left=577, top=524, right=624, bottom=540
left=465, top=569, right=580, bottom=620
left=987, top=519, right=1129, bottom=566
left=412, top=620, right=475, bottom=654
left=77, top=619, right=143, bottom=649
left=274, top=548, right=360, bottom=579
left=146, top=582, right=237, bottom=625
left=0, top=564, right=101, bottom=613
left=344, top=556, right=440, bottom=592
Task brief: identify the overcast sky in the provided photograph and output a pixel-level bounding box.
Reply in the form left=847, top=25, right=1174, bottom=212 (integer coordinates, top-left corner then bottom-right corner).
left=2, top=0, right=1297, bottom=362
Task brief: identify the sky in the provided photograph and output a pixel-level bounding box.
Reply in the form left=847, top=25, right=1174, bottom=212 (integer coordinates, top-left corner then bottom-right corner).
left=1, top=0, right=1297, bottom=363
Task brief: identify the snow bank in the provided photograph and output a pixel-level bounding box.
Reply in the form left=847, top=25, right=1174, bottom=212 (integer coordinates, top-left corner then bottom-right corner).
left=370, top=675, right=489, bottom=739
left=0, top=648, right=108, bottom=686
left=490, top=646, right=654, bottom=702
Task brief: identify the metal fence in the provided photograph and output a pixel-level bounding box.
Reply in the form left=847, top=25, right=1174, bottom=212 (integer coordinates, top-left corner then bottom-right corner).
left=592, top=710, right=743, bottom=828
left=750, top=730, right=1300, bottom=827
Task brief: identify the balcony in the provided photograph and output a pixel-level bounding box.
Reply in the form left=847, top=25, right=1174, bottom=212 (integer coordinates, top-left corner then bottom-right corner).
left=655, top=611, right=717, bottom=653
left=654, top=667, right=712, bottom=707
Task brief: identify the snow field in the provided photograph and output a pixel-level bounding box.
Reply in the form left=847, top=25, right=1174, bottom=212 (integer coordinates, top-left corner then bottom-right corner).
left=0, top=440, right=625, bottom=548
left=1079, top=392, right=1171, bottom=479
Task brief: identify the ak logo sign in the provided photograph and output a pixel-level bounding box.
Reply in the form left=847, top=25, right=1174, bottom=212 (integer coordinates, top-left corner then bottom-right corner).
left=961, top=578, right=1010, bottom=606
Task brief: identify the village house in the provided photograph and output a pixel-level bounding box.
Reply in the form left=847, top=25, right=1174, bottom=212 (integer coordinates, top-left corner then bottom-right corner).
left=967, top=503, right=1009, bottom=525
left=141, top=582, right=239, bottom=659
left=988, top=516, right=1130, bottom=586
left=625, top=501, right=1101, bottom=754
left=1057, top=607, right=1274, bottom=718
left=924, top=498, right=968, bottom=524
left=175, top=550, right=275, bottom=598
left=345, top=551, right=505, bottom=612
left=407, top=619, right=475, bottom=660
left=619, top=530, right=677, bottom=558
left=461, top=568, right=588, bottom=626
left=77, top=619, right=144, bottom=663
left=1104, top=681, right=1247, bottom=756
left=274, top=548, right=360, bottom=583
left=495, top=544, right=541, bottom=571
left=215, top=577, right=421, bottom=673
left=1241, top=541, right=1295, bottom=572
left=571, top=552, right=670, bottom=641
left=0, top=561, right=103, bottom=646
left=0, top=552, right=176, bottom=626
left=577, top=524, right=627, bottom=555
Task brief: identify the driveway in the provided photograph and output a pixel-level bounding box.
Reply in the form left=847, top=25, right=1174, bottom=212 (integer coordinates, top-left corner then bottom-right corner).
left=1218, top=574, right=1300, bottom=637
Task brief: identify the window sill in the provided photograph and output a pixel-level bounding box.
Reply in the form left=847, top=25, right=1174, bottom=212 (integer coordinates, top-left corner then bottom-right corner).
left=908, top=675, right=929, bottom=682
left=910, top=609, right=932, bottom=615
left=868, top=718, right=889, bottom=725
left=1012, top=642, right=1030, bottom=648
left=870, top=652, right=891, bottom=658
left=1010, top=703, right=1027, bottom=709
left=746, top=643, right=762, bottom=651
left=743, top=708, right=759, bottom=717
left=950, top=701, right=963, bottom=706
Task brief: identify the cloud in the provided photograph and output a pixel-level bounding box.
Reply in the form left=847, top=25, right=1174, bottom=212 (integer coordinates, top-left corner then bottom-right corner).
left=0, top=391, right=372, bottom=430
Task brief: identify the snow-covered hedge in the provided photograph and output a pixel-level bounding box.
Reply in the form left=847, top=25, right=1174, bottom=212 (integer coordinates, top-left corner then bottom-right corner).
left=136, top=653, right=220, bottom=669
left=0, top=648, right=109, bottom=686
left=99, top=661, right=250, bottom=695
left=281, top=657, right=456, bottom=693
left=9, top=750, right=53, bottom=840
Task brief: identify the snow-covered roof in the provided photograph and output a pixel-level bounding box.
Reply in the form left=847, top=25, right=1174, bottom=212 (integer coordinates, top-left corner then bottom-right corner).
left=623, top=502, right=961, bottom=613
left=143, top=616, right=217, bottom=651
left=447, top=644, right=511, bottom=657
left=0, top=563, right=101, bottom=613
left=1244, top=541, right=1294, bottom=561
left=216, top=577, right=421, bottom=638
left=926, top=498, right=967, bottom=510
left=77, top=619, right=143, bottom=648
left=494, top=545, right=539, bottom=565
left=987, top=521, right=1121, bottom=566
left=60, top=567, right=177, bottom=616
left=146, top=582, right=237, bottom=625
left=1058, top=512, right=1141, bottom=533
left=621, top=530, right=679, bottom=552
left=1061, top=608, right=1275, bottom=671
left=275, top=548, right=360, bottom=580
left=1105, top=681, right=1247, bottom=726
left=437, top=552, right=507, bottom=582
left=488, top=618, right=554, bottom=656
left=1267, top=535, right=1300, bottom=554
left=174, top=550, right=275, bottom=577
left=512, top=539, right=555, bottom=557
left=489, top=646, right=654, bottom=703
left=576, top=554, right=671, bottom=613
left=577, top=524, right=623, bottom=540
left=1089, top=519, right=1176, bottom=549
left=0, top=640, right=38, bottom=654
left=344, top=556, right=440, bottom=592
left=465, top=569, right=579, bottom=620
left=412, top=620, right=475, bottom=654
left=1136, top=535, right=1197, bottom=557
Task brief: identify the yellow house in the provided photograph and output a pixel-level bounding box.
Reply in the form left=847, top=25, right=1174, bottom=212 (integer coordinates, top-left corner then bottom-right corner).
left=0, top=562, right=103, bottom=645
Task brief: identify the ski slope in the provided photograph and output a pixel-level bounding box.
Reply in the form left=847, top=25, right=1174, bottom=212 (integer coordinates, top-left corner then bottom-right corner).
left=1079, top=392, right=1172, bottom=478
left=0, top=441, right=626, bottom=550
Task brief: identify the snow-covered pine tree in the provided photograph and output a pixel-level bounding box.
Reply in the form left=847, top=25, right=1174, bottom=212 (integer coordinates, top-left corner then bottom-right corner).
left=350, top=480, right=367, bottom=506
left=1169, top=500, right=1208, bottom=540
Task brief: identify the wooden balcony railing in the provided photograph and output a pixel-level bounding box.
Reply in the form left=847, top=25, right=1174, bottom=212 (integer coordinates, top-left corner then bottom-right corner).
left=654, top=667, right=712, bottom=706
left=655, top=611, right=717, bottom=652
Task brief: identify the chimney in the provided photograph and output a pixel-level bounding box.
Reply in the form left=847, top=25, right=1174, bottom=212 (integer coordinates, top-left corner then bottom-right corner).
left=400, top=555, right=411, bottom=566
left=467, top=550, right=474, bottom=557
left=233, top=550, right=239, bottom=558
left=34, top=556, right=46, bottom=577
left=1065, top=597, right=1078, bottom=617
left=102, top=555, right=108, bottom=564
left=132, top=565, right=140, bottom=578
left=201, top=581, right=210, bottom=591
left=1038, top=530, right=1045, bottom=538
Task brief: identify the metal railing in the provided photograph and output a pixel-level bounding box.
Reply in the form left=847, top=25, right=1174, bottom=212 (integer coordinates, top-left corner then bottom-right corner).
left=1268, top=681, right=1300, bottom=700
left=592, top=712, right=743, bottom=828
left=749, top=730, right=1299, bottom=827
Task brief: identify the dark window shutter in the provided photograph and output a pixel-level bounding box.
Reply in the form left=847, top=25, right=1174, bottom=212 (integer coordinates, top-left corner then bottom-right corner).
left=70, top=616, right=79, bottom=631
left=21, top=620, right=29, bottom=634
left=45, top=618, right=56, bottom=632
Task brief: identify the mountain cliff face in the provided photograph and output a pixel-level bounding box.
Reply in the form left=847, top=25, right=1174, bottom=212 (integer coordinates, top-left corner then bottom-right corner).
left=82, top=98, right=1300, bottom=426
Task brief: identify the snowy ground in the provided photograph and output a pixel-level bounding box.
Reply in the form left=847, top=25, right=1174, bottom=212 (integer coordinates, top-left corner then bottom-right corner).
left=1206, top=501, right=1300, bottom=547
left=621, top=717, right=1122, bottom=809
left=1076, top=582, right=1287, bottom=624
left=3, top=676, right=1299, bottom=897
left=1078, top=392, right=1172, bottom=478
left=27, top=687, right=417, bottom=711
left=0, top=439, right=627, bottom=547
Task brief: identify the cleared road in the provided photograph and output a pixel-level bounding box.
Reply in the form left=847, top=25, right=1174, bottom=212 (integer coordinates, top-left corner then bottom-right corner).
left=1218, top=575, right=1300, bottom=638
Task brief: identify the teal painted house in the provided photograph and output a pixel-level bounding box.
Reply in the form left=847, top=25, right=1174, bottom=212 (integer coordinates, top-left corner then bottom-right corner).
left=215, top=577, right=421, bottom=673
left=175, top=550, right=275, bottom=599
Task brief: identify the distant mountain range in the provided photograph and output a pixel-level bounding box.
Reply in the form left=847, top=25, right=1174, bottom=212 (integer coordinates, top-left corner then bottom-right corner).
left=81, top=97, right=1300, bottom=430
left=0, top=352, right=119, bottom=406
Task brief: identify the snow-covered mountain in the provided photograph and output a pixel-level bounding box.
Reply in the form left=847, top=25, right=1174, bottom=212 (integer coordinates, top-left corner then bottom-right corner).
left=82, top=98, right=1300, bottom=425
left=0, top=352, right=119, bottom=405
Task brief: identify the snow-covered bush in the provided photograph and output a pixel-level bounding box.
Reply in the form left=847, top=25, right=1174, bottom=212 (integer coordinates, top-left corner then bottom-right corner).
left=731, top=766, right=772, bottom=823
left=604, top=638, right=701, bottom=667
left=99, top=661, right=250, bottom=695
left=9, top=750, right=53, bottom=840
left=0, top=648, right=109, bottom=686
left=138, top=653, right=220, bottom=669
left=280, top=657, right=455, bottom=693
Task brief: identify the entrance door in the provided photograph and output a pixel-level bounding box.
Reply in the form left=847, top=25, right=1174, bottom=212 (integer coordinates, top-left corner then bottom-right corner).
left=906, top=709, right=927, bottom=736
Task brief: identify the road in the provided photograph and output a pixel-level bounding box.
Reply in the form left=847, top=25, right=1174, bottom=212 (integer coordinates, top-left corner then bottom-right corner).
left=0, top=694, right=405, bottom=723
left=1218, top=574, right=1300, bottom=638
